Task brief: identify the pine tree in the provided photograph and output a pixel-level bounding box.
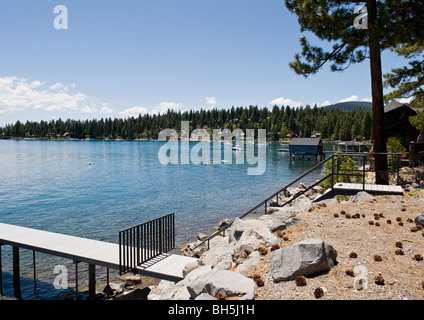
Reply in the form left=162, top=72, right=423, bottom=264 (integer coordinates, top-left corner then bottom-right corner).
left=284, top=0, right=423, bottom=184
left=361, top=110, right=373, bottom=140
left=384, top=42, right=424, bottom=108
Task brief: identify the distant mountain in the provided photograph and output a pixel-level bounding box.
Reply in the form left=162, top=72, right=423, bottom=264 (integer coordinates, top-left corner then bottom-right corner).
left=323, top=101, right=372, bottom=112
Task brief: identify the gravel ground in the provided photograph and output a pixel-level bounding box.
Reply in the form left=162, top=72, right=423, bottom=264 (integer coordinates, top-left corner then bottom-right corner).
left=244, top=188, right=424, bottom=300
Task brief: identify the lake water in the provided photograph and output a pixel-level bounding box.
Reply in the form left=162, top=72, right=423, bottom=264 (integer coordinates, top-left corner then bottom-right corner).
left=0, top=139, right=329, bottom=299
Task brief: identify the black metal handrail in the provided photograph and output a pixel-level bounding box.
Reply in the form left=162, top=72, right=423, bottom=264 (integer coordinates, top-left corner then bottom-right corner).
left=119, top=213, right=175, bottom=275
left=193, top=152, right=403, bottom=250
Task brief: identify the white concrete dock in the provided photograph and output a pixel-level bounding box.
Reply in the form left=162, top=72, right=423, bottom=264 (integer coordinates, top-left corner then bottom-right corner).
left=0, top=222, right=197, bottom=298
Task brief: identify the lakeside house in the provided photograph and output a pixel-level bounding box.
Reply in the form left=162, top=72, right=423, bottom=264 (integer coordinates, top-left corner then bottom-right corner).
left=289, top=137, right=325, bottom=161
left=384, top=100, right=420, bottom=148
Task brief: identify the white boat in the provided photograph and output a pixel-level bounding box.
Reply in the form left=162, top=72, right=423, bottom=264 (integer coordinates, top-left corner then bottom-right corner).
left=232, top=144, right=242, bottom=151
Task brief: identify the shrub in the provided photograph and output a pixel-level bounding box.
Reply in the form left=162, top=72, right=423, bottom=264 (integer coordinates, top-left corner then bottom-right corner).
left=320, top=151, right=360, bottom=190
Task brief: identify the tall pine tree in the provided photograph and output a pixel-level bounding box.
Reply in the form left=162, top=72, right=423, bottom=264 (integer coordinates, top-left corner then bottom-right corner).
left=284, top=0, right=422, bottom=184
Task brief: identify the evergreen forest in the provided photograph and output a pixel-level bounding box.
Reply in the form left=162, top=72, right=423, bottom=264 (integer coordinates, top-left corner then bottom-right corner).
left=0, top=104, right=374, bottom=141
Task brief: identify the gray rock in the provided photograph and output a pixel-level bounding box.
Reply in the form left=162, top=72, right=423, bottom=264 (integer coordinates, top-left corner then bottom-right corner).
left=184, top=266, right=214, bottom=298
left=198, top=239, right=234, bottom=267
left=284, top=217, right=302, bottom=227
left=195, top=293, right=214, bottom=300
left=228, top=218, right=278, bottom=246
left=258, top=215, right=286, bottom=232
left=186, top=269, right=255, bottom=299
left=352, top=191, right=373, bottom=202
left=212, top=253, right=234, bottom=271
left=124, top=275, right=142, bottom=287
left=181, top=266, right=212, bottom=286
left=203, top=270, right=255, bottom=298
left=290, top=195, right=315, bottom=212
left=235, top=250, right=261, bottom=274
left=233, top=227, right=279, bottom=258
left=259, top=209, right=297, bottom=232
left=415, top=211, right=424, bottom=226
left=103, top=282, right=124, bottom=296
left=180, top=240, right=207, bottom=258
left=169, top=286, right=191, bottom=300
left=270, top=238, right=338, bottom=282
left=197, top=233, right=208, bottom=241
left=315, top=198, right=339, bottom=205
left=182, top=259, right=200, bottom=277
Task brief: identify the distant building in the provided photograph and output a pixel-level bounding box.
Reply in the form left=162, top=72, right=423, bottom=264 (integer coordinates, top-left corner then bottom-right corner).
left=289, top=137, right=324, bottom=161
left=384, top=100, right=420, bottom=147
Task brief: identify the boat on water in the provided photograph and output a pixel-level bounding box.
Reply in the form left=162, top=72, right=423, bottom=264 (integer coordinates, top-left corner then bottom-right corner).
left=232, top=144, right=243, bottom=151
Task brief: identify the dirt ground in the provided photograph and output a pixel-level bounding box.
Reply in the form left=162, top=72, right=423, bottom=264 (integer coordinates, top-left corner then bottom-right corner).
left=249, top=188, right=424, bottom=300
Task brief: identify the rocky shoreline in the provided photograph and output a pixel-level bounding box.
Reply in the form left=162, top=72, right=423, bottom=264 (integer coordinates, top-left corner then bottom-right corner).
left=100, top=179, right=424, bottom=301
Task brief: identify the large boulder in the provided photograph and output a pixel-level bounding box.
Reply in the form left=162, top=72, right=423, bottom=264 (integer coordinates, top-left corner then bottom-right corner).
left=352, top=191, right=373, bottom=202
left=290, top=194, right=315, bottom=212
left=415, top=211, right=424, bottom=227
left=228, top=218, right=279, bottom=245
left=270, top=183, right=323, bottom=207
left=259, top=209, right=298, bottom=232
left=235, top=250, right=262, bottom=274
left=187, top=269, right=255, bottom=300
left=149, top=266, right=212, bottom=300
left=270, top=238, right=338, bottom=282
left=198, top=238, right=235, bottom=267
left=228, top=218, right=279, bottom=258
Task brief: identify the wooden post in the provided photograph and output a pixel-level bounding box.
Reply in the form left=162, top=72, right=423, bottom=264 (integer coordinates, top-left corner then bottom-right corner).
left=0, top=244, right=3, bottom=296
left=397, top=154, right=401, bottom=185
left=410, top=141, right=416, bottom=167
left=362, top=155, right=366, bottom=190
left=106, top=268, right=109, bottom=286
left=13, top=246, right=22, bottom=299
left=33, top=251, right=36, bottom=286
left=75, top=260, right=79, bottom=300
left=331, top=156, right=334, bottom=186
left=88, top=263, right=96, bottom=299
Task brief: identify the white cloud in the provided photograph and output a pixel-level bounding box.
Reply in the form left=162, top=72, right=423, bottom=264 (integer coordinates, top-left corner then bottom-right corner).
left=101, top=106, right=113, bottom=114
left=119, top=106, right=149, bottom=118
left=81, top=106, right=98, bottom=113
left=151, top=101, right=182, bottom=114
left=118, top=102, right=182, bottom=118
left=399, top=97, right=413, bottom=104
left=321, top=100, right=331, bottom=107
left=361, top=98, right=372, bottom=102
left=49, top=82, right=64, bottom=90
left=270, top=97, right=303, bottom=108
left=49, top=82, right=76, bottom=91
left=29, top=80, right=45, bottom=89
left=205, top=97, right=216, bottom=106
left=0, top=76, right=96, bottom=115
left=339, top=95, right=359, bottom=103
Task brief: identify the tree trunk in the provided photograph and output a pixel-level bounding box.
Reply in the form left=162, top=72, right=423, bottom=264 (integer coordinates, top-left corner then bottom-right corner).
left=367, top=0, right=388, bottom=184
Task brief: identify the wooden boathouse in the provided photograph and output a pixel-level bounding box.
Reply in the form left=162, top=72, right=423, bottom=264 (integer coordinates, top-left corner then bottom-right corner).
left=289, top=137, right=325, bottom=161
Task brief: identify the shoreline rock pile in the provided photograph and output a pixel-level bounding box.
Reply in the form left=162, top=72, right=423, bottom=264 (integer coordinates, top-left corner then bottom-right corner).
left=103, top=181, right=424, bottom=300
left=148, top=182, right=340, bottom=300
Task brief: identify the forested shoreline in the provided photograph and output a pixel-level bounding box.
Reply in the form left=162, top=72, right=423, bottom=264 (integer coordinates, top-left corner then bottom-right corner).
left=0, top=105, right=373, bottom=141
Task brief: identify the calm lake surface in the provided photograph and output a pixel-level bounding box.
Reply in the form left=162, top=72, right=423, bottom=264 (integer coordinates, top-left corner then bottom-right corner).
left=0, top=139, right=331, bottom=299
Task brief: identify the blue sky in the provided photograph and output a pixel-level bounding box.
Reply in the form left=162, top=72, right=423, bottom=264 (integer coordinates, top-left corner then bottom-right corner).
left=0, top=0, right=409, bottom=126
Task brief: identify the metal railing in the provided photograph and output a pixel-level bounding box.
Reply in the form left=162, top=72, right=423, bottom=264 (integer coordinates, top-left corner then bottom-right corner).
left=193, top=152, right=403, bottom=250
left=119, top=213, right=175, bottom=275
